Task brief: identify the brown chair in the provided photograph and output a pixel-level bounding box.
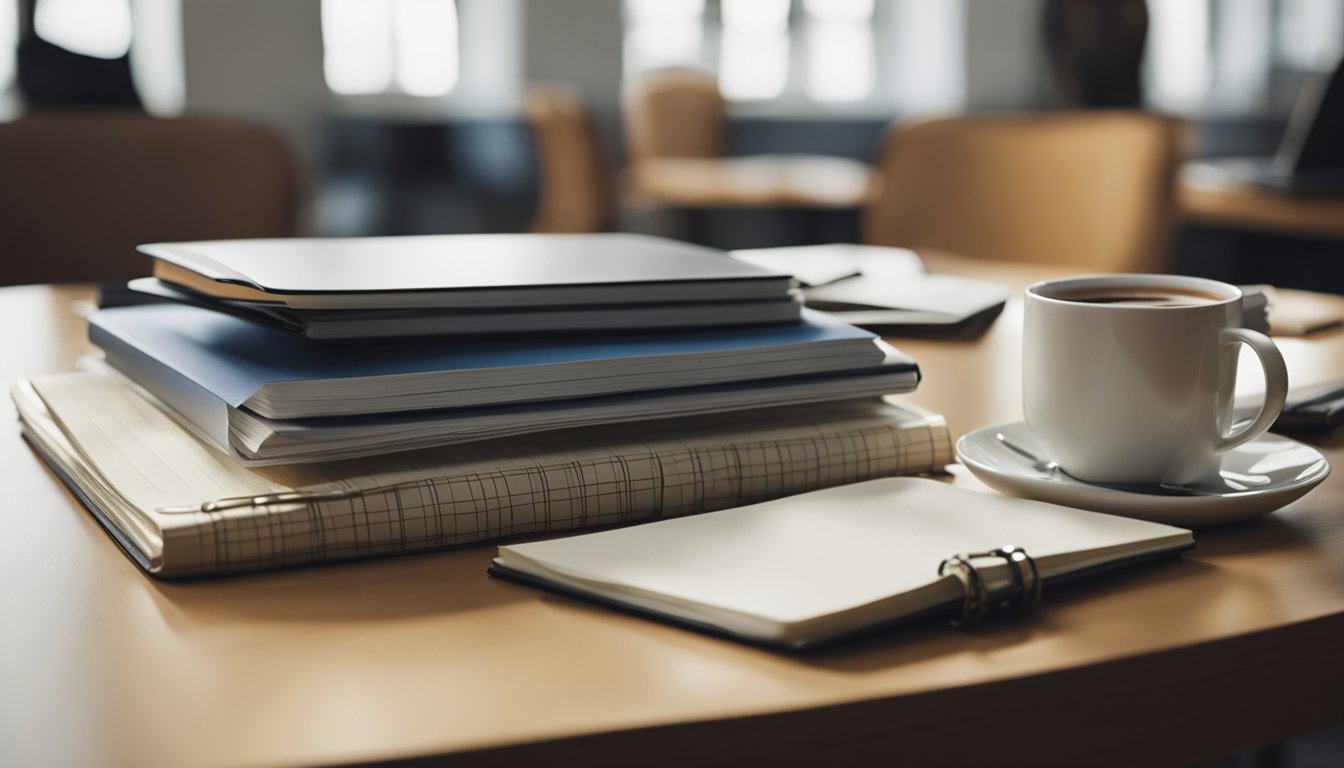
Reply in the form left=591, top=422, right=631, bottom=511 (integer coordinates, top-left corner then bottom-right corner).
left=624, top=67, right=727, bottom=163
left=0, top=111, right=301, bottom=286
left=523, top=83, right=611, bottom=233
left=863, top=112, right=1181, bottom=273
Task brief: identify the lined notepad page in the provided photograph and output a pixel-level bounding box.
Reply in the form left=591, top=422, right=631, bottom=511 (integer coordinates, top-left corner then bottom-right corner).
left=25, top=372, right=953, bottom=575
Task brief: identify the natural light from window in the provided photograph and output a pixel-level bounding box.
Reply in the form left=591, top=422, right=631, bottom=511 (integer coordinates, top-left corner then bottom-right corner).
left=130, top=0, right=185, bottom=115
left=625, top=0, right=883, bottom=107
left=1145, top=0, right=1211, bottom=111
left=802, top=0, right=874, bottom=102
left=1208, top=0, right=1271, bottom=112
left=0, top=0, right=15, bottom=95
left=322, top=0, right=458, bottom=97
left=624, top=0, right=703, bottom=74
left=719, top=0, right=790, bottom=100
left=34, top=0, right=132, bottom=59
left=1278, top=0, right=1344, bottom=70
left=394, top=0, right=458, bottom=97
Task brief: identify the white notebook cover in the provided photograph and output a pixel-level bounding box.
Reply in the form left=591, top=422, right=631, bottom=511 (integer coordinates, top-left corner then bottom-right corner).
left=142, top=233, right=789, bottom=300
left=493, top=478, right=1193, bottom=648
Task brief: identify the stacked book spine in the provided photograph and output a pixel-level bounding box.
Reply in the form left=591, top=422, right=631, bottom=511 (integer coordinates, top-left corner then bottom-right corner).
left=17, top=375, right=951, bottom=576
left=15, top=234, right=948, bottom=576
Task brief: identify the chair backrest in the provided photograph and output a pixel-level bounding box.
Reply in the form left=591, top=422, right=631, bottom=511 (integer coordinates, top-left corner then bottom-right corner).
left=0, top=111, right=300, bottom=286
left=624, top=67, right=727, bottom=163
left=863, top=112, right=1180, bottom=273
left=523, top=83, right=611, bottom=233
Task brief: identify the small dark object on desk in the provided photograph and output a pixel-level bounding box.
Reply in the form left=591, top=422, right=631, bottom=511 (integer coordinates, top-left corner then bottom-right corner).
left=96, top=281, right=169, bottom=308
left=1276, top=383, right=1344, bottom=436
left=840, top=302, right=1007, bottom=340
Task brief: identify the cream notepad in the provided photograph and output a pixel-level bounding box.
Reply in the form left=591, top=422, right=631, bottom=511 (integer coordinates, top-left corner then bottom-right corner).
left=491, top=478, right=1193, bottom=648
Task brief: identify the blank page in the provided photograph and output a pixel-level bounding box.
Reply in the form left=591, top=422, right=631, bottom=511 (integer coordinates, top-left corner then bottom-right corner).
left=498, top=478, right=1193, bottom=626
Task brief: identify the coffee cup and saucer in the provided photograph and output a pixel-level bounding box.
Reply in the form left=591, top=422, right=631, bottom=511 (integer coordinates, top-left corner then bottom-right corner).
left=956, top=274, right=1331, bottom=527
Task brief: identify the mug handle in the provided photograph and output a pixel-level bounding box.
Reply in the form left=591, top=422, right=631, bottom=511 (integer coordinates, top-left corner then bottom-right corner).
left=1216, top=327, right=1289, bottom=453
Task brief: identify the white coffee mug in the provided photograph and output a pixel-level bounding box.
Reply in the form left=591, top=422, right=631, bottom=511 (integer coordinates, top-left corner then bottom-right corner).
left=1023, top=274, right=1289, bottom=486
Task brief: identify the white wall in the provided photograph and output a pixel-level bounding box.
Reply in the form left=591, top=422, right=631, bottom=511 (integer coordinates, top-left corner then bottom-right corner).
left=172, top=0, right=1052, bottom=178
left=521, top=0, right=622, bottom=110
left=181, top=0, right=330, bottom=169
left=180, top=0, right=530, bottom=170
left=521, top=0, right=622, bottom=152
left=964, top=0, right=1049, bottom=110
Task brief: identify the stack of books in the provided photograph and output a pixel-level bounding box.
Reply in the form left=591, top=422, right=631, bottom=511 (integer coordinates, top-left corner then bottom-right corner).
left=14, top=233, right=953, bottom=576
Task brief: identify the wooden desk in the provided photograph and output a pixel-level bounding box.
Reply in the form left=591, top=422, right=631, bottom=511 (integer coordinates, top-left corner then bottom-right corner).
left=3, top=263, right=1343, bottom=768
left=627, top=155, right=878, bottom=209
left=1179, top=161, right=1344, bottom=241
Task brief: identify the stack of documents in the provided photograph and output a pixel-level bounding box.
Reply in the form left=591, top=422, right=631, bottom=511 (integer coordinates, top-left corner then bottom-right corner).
left=15, top=232, right=942, bottom=576
left=87, top=304, right=917, bottom=464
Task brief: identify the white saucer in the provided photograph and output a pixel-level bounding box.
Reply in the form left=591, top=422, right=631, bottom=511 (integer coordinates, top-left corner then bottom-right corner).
left=955, top=421, right=1331, bottom=526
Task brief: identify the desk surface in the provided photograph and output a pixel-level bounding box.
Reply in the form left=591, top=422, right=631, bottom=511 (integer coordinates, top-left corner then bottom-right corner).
left=1179, top=161, right=1344, bottom=240
left=3, top=257, right=1343, bottom=768
left=627, top=155, right=878, bottom=209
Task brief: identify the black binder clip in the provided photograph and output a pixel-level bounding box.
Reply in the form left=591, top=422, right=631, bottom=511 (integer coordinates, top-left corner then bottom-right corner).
left=937, top=545, right=1042, bottom=628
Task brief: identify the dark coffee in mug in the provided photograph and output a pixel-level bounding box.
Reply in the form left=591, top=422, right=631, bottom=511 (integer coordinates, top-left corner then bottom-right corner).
left=1051, top=285, right=1224, bottom=308
left=1025, top=274, right=1288, bottom=485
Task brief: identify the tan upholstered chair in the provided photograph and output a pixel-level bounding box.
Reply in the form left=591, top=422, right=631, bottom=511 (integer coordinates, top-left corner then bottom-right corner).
left=0, top=111, right=300, bottom=286
left=523, top=83, right=611, bottom=233
left=864, top=112, right=1181, bottom=273
left=624, top=67, right=727, bottom=163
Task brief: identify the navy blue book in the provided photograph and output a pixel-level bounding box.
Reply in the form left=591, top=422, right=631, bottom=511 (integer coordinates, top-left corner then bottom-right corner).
left=89, top=304, right=892, bottom=418
left=86, top=305, right=919, bottom=464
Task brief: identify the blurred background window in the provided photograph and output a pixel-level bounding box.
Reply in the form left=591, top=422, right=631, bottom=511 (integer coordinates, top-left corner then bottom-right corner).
left=623, top=0, right=705, bottom=76
left=322, top=0, right=459, bottom=97
left=802, top=0, right=875, bottom=103
left=719, top=0, right=792, bottom=101
left=624, top=0, right=913, bottom=110
left=0, top=0, right=182, bottom=115
left=1280, top=0, right=1344, bottom=70
left=0, top=1, right=16, bottom=110
left=1145, top=0, right=1211, bottom=112
left=131, top=0, right=185, bottom=115
left=33, top=0, right=131, bottom=59
left=1146, top=0, right=1344, bottom=115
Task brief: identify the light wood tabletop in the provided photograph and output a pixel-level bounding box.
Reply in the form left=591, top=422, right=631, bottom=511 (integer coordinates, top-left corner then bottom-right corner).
left=1179, top=161, right=1344, bottom=241
left=627, top=155, right=879, bottom=209
left=2, top=258, right=1342, bottom=768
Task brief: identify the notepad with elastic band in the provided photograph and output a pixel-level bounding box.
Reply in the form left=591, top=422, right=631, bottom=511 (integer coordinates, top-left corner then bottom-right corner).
left=490, top=478, right=1195, bottom=649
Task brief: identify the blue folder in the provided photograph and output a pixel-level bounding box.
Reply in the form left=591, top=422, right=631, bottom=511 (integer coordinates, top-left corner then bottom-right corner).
left=88, top=304, right=888, bottom=419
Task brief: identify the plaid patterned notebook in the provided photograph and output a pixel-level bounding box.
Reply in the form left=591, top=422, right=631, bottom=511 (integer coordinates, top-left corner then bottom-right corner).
left=14, top=373, right=952, bottom=578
